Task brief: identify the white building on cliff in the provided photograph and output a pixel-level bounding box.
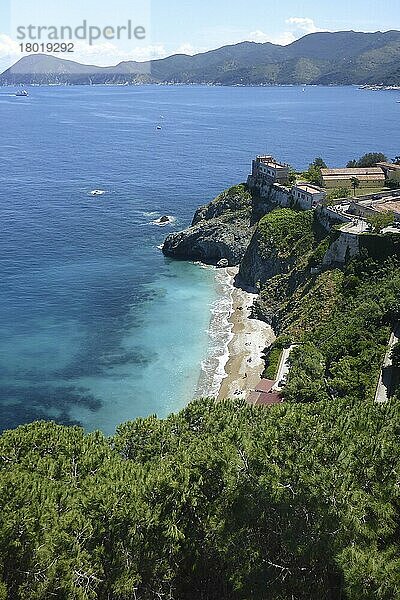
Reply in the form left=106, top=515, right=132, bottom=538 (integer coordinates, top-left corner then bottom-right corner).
left=292, top=183, right=326, bottom=210
left=251, top=156, right=290, bottom=186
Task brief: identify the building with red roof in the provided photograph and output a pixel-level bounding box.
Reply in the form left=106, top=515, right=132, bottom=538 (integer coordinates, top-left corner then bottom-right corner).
left=248, top=379, right=283, bottom=406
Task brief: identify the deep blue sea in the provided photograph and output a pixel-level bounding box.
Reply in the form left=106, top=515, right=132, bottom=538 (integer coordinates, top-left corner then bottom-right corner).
left=1, top=84, right=399, bottom=434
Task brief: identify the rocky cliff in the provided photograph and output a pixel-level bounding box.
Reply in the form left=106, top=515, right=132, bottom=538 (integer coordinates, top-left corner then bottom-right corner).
left=164, top=181, right=327, bottom=274
left=162, top=184, right=261, bottom=266
left=238, top=209, right=330, bottom=329
left=163, top=185, right=331, bottom=330
left=239, top=209, right=322, bottom=285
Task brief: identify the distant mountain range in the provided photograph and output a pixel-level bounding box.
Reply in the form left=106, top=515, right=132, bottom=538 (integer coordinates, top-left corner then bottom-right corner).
left=2, top=30, right=400, bottom=86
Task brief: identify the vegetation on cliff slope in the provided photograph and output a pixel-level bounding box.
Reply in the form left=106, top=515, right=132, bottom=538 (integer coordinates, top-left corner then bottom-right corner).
left=249, top=208, right=400, bottom=404
left=257, top=208, right=320, bottom=262
left=284, top=256, right=400, bottom=404
left=1, top=397, right=400, bottom=600
left=193, top=184, right=252, bottom=223
left=239, top=208, right=328, bottom=289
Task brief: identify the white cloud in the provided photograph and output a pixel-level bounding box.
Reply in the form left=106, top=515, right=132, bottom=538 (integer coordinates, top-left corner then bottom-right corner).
left=249, top=30, right=296, bottom=45
left=285, top=17, right=327, bottom=35
left=248, top=30, right=270, bottom=43
left=245, top=18, right=328, bottom=47
left=72, top=41, right=168, bottom=64
left=244, top=17, right=327, bottom=47
left=0, top=34, right=22, bottom=72
left=0, top=33, right=20, bottom=56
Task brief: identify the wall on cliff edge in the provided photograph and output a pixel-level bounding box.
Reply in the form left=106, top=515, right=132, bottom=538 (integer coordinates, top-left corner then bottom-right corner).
left=315, top=206, right=352, bottom=231
left=322, top=231, right=360, bottom=266
left=247, top=176, right=292, bottom=210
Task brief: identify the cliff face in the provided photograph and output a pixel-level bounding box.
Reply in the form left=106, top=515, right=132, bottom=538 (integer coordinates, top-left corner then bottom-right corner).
left=163, top=185, right=261, bottom=266
left=163, top=185, right=331, bottom=331
left=239, top=209, right=320, bottom=286
left=238, top=229, right=291, bottom=289
left=163, top=182, right=400, bottom=410
left=236, top=209, right=329, bottom=329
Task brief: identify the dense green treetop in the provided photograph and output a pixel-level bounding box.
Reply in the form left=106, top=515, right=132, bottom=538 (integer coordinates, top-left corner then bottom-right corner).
left=302, top=157, right=327, bottom=186
left=366, top=211, right=396, bottom=233
left=1, top=396, right=400, bottom=600
left=346, top=153, right=388, bottom=168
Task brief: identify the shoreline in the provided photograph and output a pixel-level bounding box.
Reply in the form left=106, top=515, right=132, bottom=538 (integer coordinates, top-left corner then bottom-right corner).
left=195, top=266, right=275, bottom=402
left=217, top=269, right=276, bottom=401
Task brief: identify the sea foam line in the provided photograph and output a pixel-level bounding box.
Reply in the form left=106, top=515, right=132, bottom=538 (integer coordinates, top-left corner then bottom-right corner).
left=195, top=267, right=236, bottom=398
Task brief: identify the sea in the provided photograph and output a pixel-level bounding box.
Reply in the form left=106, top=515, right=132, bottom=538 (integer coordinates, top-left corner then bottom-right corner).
left=1, top=84, right=399, bottom=434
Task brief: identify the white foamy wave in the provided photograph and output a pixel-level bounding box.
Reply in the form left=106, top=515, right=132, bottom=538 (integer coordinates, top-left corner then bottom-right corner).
left=195, top=268, right=236, bottom=398
left=193, top=262, right=215, bottom=270
left=143, top=211, right=160, bottom=217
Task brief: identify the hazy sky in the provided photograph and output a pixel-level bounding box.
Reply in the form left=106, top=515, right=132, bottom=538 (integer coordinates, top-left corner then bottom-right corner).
left=0, top=0, right=398, bottom=69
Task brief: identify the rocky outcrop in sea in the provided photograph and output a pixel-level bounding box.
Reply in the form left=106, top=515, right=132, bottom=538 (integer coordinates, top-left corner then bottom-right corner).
left=162, top=184, right=261, bottom=266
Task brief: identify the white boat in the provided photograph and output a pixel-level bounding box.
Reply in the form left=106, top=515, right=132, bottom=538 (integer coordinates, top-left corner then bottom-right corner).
left=90, top=190, right=106, bottom=196
left=15, top=90, right=29, bottom=97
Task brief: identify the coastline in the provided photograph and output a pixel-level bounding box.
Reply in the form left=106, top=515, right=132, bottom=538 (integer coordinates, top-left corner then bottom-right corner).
left=196, top=267, right=275, bottom=402
left=217, top=269, right=276, bottom=401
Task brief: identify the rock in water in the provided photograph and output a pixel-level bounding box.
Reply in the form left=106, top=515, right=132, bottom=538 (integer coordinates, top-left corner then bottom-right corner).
left=217, top=259, right=229, bottom=268
left=152, top=215, right=175, bottom=226
left=162, top=184, right=256, bottom=266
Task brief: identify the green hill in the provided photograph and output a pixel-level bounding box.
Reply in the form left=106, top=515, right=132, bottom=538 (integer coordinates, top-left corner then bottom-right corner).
left=3, top=30, right=400, bottom=86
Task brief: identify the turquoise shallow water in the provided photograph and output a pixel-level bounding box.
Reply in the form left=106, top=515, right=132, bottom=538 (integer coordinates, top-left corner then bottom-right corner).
left=66, top=261, right=219, bottom=432
left=0, top=84, right=400, bottom=434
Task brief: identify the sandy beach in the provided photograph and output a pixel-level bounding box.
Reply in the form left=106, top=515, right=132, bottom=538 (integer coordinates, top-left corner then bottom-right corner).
left=217, top=268, right=275, bottom=401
